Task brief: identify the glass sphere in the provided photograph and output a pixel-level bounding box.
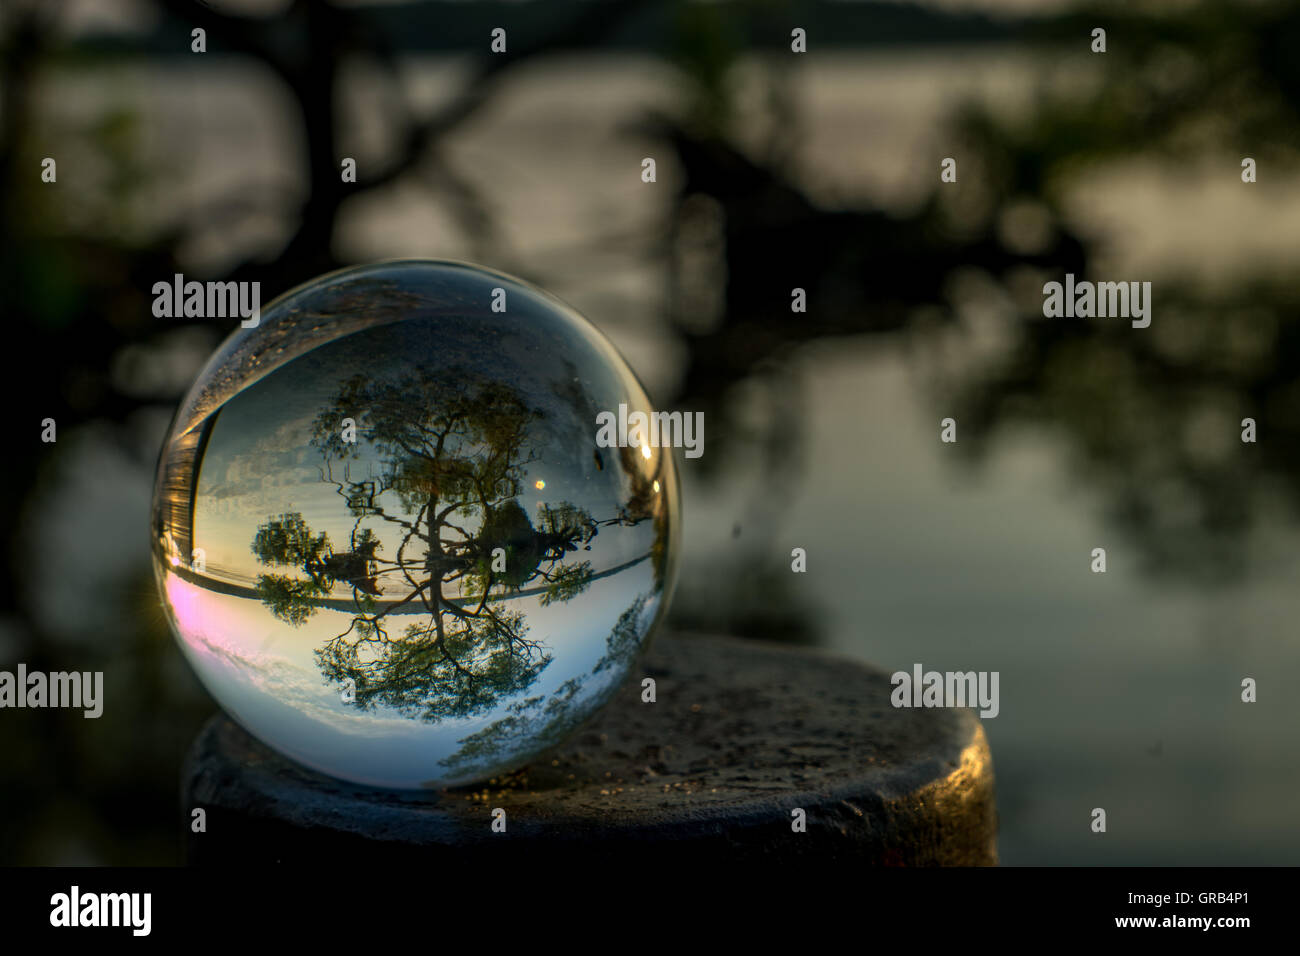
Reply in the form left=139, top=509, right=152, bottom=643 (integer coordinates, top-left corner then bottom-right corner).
left=151, top=260, right=679, bottom=789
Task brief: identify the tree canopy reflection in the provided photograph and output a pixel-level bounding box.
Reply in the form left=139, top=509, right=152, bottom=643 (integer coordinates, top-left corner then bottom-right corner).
left=247, top=367, right=619, bottom=721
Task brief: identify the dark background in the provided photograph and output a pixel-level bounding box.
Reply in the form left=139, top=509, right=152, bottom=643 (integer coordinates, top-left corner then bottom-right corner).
left=3, top=0, right=1300, bottom=864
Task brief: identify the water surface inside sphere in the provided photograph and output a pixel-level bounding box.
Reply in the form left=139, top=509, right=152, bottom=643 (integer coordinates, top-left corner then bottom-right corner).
left=152, top=261, right=679, bottom=788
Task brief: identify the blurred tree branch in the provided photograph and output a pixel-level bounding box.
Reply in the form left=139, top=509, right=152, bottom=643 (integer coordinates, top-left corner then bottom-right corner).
left=156, top=0, right=652, bottom=290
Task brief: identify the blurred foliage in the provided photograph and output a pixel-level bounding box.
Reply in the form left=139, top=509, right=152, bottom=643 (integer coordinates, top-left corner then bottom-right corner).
left=935, top=1, right=1300, bottom=586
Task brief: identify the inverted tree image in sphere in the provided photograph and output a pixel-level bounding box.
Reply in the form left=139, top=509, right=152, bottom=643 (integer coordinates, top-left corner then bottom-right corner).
left=151, top=260, right=679, bottom=788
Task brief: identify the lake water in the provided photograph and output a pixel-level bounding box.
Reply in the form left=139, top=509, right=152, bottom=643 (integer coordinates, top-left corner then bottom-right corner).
left=24, top=48, right=1300, bottom=863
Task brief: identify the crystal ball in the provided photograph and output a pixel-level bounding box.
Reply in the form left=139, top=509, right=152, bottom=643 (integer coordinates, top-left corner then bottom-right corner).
left=151, top=260, right=679, bottom=788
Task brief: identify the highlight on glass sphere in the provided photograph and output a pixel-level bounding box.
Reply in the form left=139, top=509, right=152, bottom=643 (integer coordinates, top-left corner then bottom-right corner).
left=151, top=260, right=679, bottom=789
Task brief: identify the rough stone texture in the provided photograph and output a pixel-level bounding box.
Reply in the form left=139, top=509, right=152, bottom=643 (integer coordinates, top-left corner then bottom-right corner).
left=181, top=633, right=997, bottom=865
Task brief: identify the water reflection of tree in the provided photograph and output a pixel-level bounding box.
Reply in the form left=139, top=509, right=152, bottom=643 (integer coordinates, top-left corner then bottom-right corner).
left=248, top=368, right=606, bottom=721
left=942, top=283, right=1292, bottom=586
